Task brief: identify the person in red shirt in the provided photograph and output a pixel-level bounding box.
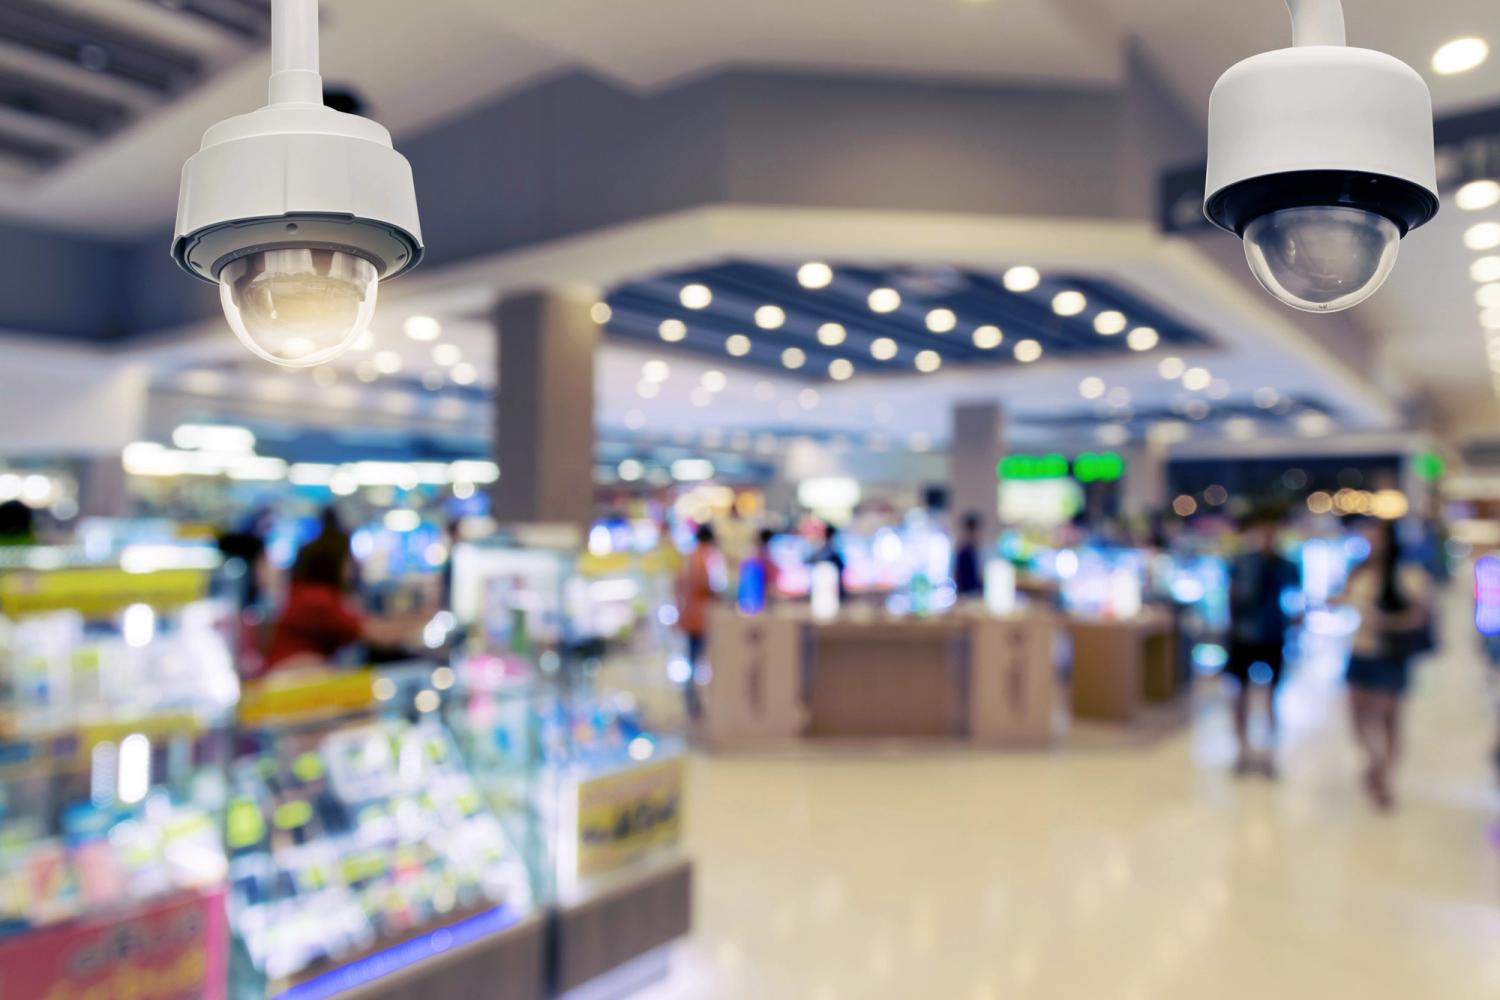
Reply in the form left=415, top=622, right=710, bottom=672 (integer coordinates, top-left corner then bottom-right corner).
left=264, top=537, right=427, bottom=673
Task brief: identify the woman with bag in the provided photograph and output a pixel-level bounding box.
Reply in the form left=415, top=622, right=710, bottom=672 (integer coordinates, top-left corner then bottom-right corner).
left=1344, top=519, right=1433, bottom=811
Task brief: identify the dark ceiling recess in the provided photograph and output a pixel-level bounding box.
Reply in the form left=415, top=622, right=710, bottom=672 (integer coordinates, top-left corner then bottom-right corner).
left=0, top=0, right=272, bottom=176
left=0, top=0, right=202, bottom=94
left=603, top=259, right=1213, bottom=381
left=143, top=0, right=273, bottom=42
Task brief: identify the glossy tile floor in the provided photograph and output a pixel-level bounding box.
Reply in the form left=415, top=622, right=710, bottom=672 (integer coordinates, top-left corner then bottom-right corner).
left=638, top=593, right=1500, bottom=999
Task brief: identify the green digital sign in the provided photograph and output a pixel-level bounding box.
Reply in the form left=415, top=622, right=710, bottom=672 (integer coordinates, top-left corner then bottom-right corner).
left=997, top=451, right=1125, bottom=484
left=1412, top=451, right=1445, bottom=482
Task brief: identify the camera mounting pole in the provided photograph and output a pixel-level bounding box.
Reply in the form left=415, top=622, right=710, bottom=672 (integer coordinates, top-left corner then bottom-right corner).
left=1285, top=0, right=1345, bottom=48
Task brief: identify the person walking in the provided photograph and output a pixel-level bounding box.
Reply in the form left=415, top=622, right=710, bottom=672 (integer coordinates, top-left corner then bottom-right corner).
left=1224, top=511, right=1300, bottom=776
left=953, top=512, right=985, bottom=599
left=1344, top=519, right=1433, bottom=811
left=676, top=523, right=722, bottom=718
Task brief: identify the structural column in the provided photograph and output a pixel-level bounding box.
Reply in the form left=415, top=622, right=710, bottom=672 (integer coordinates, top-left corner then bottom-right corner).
left=949, top=403, right=1004, bottom=542
left=492, top=290, right=599, bottom=542
left=1121, top=441, right=1169, bottom=518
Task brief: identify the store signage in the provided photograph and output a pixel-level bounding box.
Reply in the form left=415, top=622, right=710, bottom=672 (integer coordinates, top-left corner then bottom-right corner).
left=575, top=757, right=685, bottom=878
left=1159, top=103, right=1500, bottom=234
left=0, top=887, right=228, bottom=1000
left=998, top=452, right=1125, bottom=483
left=0, top=567, right=208, bottom=618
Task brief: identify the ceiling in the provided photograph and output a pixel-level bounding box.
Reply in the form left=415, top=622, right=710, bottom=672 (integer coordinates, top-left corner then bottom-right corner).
left=0, top=0, right=1496, bottom=448
left=601, top=259, right=1209, bottom=381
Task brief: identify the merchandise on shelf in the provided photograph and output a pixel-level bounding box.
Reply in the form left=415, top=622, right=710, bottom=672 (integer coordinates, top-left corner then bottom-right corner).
left=0, top=556, right=235, bottom=1000
left=226, top=663, right=533, bottom=996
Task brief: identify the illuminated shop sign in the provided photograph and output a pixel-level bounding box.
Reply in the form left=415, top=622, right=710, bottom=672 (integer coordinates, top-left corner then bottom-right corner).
left=998, top=452, right=1125, bottom=483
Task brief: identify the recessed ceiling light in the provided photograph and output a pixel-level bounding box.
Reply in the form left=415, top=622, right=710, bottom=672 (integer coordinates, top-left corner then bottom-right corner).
left=1158, top=356, right=1185, bottom=380
left=1093, top=310, right=1126, bottom=335
left=1457, top=179, right=1500, bottom=212
left=432, top=343, right=462, bottom=367
left=1003, top=266, right=1041, bottom=292
left=755, top=305, right=786, bottom=329
left=659, top=318, right=687, bottom=342
left=1182, top=366, right=1213, bottom=391
left=798, top=262, right=834, bottom=289
left=925, top=308, right=957, bottom=333
left=1079, top=377, right=1105, bottom=399
left=1482, top=307, right=1500, bottom=329
left=1253, top=386, right=1280, bottom=409
left=725, top=333, right=751, bottom=356
left=589, top=302, right=613, bottom=325
left=818, top=323, right=847, bottom=346
left=450, top=362, right=477, bottom=385
left=1433, top=37, right=1489, bottom=76
left=799, top=388, right=820, bottom=409
left=781, top=347, right=806, bottom=369
left=373, top=350, right=403, bottom=375
left=1207, top=378, right=1232, bottom=400
left=1465, top=222, right=1500, bottom=251
left=1473, top=257, right=1500, bottom=283
left=680, top=283, right=713, bottom=309
left=1013, top=339, right=1042, bottom=363
left=868, top=288, right=902, bottom=313
left=404, top=316, right=442, bottom=342
left=1127, top=327, right=1160, bottom=352
left=1051, top=291, right=1087, bottom=317
left=829, top=358, right=854, bottom=381
left=702, top=370, right=727, bottom=392
left=972, top=325, right=1003, bottom=349
left=870, top=337, right=898, bottom=361
left=642, top=360, right=670, bottom=382
left=915, top=350, right=942, bottom=373
left=1479, top=284, right=1500, bottom=309
left=1225, top=417, right=1257, bottom=441
left=350, top=329, right=374, bottom=352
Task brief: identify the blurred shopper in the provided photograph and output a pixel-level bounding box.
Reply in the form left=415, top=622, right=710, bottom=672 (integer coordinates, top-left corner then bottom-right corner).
left=736, top=528, right=780, bottom=613
left=0, top=500, right=35, bottom=546
left=264, top=536, right=429, bottom=674
left=953, top=512, right=984, bottom=598
left=810, top=521, right=848, bottom=599
left=676, top=524, right=722, bottom=718
left=217, top=506, right=274, bottom=610
left=1344, top=519, right=1433, bottom=811
left=1225, top=511, right=1300, bottom=776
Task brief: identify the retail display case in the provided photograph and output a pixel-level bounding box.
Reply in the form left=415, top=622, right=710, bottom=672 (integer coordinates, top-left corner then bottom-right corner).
left=449, top=538, right=693, bottom=994
left=225, top=663, right=544, bottom=1000
left=0, top=549, right=237, bottom=1000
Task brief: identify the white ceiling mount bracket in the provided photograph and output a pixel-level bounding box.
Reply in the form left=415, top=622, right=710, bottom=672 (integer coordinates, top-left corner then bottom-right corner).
left=1285, top=0, right=1345, bottom=48
left=268, top=0, right=324, bottom=106
left=1202, top=0, right=1436, bottom=314
left=172, top=0, right=423, bottom=368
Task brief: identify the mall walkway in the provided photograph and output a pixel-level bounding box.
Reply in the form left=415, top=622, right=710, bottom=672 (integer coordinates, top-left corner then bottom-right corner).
left=642, top=592, right=1500, bottom=999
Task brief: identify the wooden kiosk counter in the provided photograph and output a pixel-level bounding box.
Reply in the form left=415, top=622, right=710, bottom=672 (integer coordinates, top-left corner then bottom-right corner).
left=701, top=603, right=1184, bottom=748
left=701, top=605, right=1065, bottom=748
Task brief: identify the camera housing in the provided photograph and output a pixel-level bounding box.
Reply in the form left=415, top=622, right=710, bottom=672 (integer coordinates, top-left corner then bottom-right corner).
left=1203, top=2, right=1437, bottom=313
left=172, top=0, right=422, bottom=367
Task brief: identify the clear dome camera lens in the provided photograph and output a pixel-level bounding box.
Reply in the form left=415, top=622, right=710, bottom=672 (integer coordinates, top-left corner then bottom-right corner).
left=219, top=248, right=379, bottom=367
left=1242, top=206, right=1400, bottom=313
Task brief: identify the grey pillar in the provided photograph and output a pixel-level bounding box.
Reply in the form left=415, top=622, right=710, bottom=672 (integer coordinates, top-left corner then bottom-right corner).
left=950, top=403, right=1004, bottom=542
left=492, top=291, right=599, bottom=542
left=1121, top=442, right=1168, bottom=518
left=79, top=456, right=130, bottom=518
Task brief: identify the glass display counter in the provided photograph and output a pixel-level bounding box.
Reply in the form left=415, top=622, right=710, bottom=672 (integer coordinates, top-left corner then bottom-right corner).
left=448, top=538, right=693, bottom=994
left=226, top=663, right=543, bottom=1000
left=0, top=552, right=235, bottom=1000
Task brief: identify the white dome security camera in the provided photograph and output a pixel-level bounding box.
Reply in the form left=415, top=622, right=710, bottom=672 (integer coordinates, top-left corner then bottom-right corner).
left=173, top=0, right=422, bottom=367
left=1204, top=0, right=1437, bottom=313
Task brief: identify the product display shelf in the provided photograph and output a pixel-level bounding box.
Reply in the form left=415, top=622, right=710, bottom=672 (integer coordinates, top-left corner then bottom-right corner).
left=0, top=553, right=237, bottom=1000
left=448, top=538, right=693, bottom=995
left=225, top=662, right=545, bottom=1000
